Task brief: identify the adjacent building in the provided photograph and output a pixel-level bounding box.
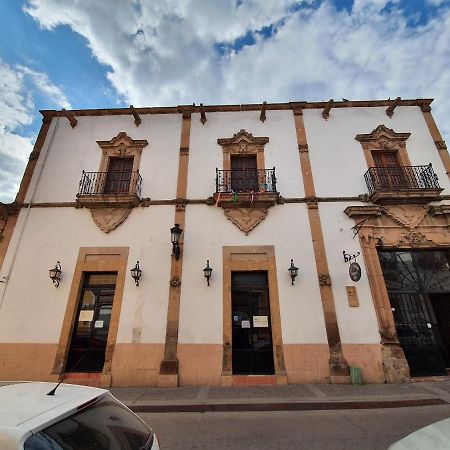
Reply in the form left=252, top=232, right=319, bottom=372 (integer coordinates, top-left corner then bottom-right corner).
left=0, top=98, right=449, bottom=387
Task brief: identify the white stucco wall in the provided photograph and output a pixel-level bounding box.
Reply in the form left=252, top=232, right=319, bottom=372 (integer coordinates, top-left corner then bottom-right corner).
left=26, top=113, right=182, bottom=203
left=0, top=206, right=173, bottom=344
left=3, top=102, right=448, bottom=354
left=305, top=106, right=450, bottom=197
left=188, top=110, right=304, bottom=199
left=178, top=203, right=328, bottom=345
left=319, top=202, right=380, bottom=344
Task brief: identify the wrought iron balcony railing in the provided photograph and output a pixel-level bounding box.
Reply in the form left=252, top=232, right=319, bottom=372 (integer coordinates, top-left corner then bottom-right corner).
left=77, top=170, right=142, bottom=197
left=215, top=168, right=277, bottom=193
left=364, top=164, right=440, bottom=195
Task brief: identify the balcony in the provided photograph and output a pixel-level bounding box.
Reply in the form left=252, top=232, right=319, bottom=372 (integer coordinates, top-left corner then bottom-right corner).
left=364, top=164, right=443, bottom=205
left=76, top=170, right=142, bottom=208
left=214, top=168, right=279, bottom=207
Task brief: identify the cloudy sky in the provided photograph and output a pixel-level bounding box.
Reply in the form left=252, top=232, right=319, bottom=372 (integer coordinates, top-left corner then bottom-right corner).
left=1, top=0, right=450, bottom=202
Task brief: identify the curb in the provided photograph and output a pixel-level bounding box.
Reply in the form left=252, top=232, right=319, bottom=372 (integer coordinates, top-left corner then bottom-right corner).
left=128, top=398, right=447, bottom=413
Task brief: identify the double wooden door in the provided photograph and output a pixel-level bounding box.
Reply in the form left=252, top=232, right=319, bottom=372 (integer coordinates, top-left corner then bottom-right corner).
left=230, top=156, right=258, bottom=192
left=372, top=152, right=409, bottom=189
left=104, top=158, right=133, bottom=194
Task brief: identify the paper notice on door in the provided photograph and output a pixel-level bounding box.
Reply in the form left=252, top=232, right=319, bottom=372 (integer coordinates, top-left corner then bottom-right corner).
left=94, top=320, right=104, bottom=328
left=241, top=320, right=251, bottom=328
left=253, top=316, right=269, bottom=327
left=79, top=310, right=94, bottom=322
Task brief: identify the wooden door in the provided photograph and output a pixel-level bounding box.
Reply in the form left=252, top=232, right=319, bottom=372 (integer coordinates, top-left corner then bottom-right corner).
left=104, top=158, right=133, bottom=194
left=231, top=156, right=258, bottom=192
left=372, top=152, right=407, bottom=189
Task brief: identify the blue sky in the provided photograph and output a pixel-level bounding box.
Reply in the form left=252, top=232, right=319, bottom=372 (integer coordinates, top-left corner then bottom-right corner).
left=1, top=0, right=450, bottom=201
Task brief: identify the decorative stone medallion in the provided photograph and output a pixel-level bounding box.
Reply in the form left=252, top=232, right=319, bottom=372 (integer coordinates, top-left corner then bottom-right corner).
left=90, top=208, right=131, bottom=233
left=224, top=208, right=268, bottom=235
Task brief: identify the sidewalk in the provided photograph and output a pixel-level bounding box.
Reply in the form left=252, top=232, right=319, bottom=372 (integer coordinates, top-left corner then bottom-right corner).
left=111, top=380, right=450, bottom=413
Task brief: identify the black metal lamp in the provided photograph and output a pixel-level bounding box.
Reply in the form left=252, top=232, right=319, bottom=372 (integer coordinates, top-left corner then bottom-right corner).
left=130, top=261, right=142, bottom=286
left=288, top=259, right=299, bottom=285
left=49, top=261, right=62, bottom=287
left=203, top=260, right=213, bottom=286
left=171, top=224, right=183, bottom=260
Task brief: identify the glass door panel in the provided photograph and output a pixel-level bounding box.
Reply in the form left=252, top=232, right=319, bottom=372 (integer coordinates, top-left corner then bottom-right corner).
left=66, top=275, right=116, bottom=373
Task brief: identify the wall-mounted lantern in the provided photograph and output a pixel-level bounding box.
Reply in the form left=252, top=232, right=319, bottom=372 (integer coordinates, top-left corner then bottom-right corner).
left=203, top=260, right=213, bottom=286
left=49, top=261, right=62, bottom=287
left=171, top=224, right=183, bottom=260
left=130, top=261, right=142, bottom=286
left=288, top=259, right=299, bottom=285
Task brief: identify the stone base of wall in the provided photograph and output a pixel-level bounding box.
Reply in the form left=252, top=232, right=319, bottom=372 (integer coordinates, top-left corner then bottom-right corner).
left=0, top=343, right=57, bottom=381
left=0, top=342, right=402, bottom=386
left=342, top=343, right=385, bottom=383
left=111, top=343, right=165, bottom=386
left=283, top=344, right=331, bottom=383
left=178, top=344, right=222, bottom=386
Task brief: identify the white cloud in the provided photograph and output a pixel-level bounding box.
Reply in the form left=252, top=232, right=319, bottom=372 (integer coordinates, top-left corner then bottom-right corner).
left=0, top=60, right=70, bottom=202
left=22, top=0, right=450, bottom=142
left=18, top=66, right=71, bottom=110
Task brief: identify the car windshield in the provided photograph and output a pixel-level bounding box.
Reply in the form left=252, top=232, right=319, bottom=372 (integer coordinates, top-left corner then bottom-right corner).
left=24, top=394, right=152, bottom=450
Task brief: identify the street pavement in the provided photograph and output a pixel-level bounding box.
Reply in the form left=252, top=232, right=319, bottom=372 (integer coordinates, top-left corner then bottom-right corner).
left=110, top=380, right=450, bottom=413
left=140, top=405, right=450, bottom=449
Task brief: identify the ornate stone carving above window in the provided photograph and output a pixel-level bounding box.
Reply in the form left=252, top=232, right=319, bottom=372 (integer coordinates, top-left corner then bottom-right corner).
left=96, top=131, right=148, bottom=175
left=355, top=125, right=411, bottom=166
left=356, top=125, right=443, bottom=205
left=76, top=132, right=148, bottom=233
left=213, top=130, right=279, bottom=234
left=345, top=204, right=450, bottom=382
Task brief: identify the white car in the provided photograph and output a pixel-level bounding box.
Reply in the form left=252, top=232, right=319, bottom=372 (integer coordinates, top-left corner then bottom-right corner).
left=0, top=382, right=160, bottom=450
left=389, top=417, right=450, bottom=449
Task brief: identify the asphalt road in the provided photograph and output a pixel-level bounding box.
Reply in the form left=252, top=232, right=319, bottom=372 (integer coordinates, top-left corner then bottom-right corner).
left=141, top=404, right=450, bottom=449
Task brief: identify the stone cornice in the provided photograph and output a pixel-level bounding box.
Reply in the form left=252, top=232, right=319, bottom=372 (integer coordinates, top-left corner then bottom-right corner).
left=40, top=98, right=434, bottom=119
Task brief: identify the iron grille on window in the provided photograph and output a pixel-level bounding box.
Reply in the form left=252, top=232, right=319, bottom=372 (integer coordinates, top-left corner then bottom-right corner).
left=77, top=171, right=142, bottom=197
left=216, top=168, right=277, bottom=193
left=364, top=164, right=440, bottom=195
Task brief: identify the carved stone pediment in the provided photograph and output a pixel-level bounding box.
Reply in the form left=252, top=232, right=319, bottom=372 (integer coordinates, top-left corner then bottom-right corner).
left=217, top=129, right=269, bottom=150
left=224, top=208, right=268, bottom=235
left=382, top=205, right=429, bottom=230
left=91, top=208, right=131, bottom=233
left=96, top=132, right=148, bottom=154
left=344, top=204, right=450, bottom=249
left=355, top=125, right=410, bottom=151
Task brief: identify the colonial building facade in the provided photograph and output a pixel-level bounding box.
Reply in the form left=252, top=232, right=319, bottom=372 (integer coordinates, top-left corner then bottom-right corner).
left=0, top=98, right=449, bottom=387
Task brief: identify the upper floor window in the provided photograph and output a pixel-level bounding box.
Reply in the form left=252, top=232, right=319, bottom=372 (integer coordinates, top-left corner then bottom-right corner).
left=356, top=125, right=442, bottom=204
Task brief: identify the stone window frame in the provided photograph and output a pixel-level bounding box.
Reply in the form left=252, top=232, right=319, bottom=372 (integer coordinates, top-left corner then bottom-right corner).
left=217, top=129, right=269, bottom=173
left=355, top=124, right=412, bottom=168
left=96, top=132, right=148, bottom=195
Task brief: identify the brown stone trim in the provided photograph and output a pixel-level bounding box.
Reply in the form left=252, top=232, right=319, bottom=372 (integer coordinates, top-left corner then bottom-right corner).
left=291, top=107, right=349, bottom=380
left=217, top=129, right=268, bottom=172
left=51, top=247, right=129, bottom=387
left=16, top=116, right=53, bottom=204
left=97, top=132, right=148, bottom=179
left=0, top=210, right=19, bottom=271
left=158, top=112, right=192, bottom=387
left=422, top=110, right=450, bottom=179
left=356, top=125, right=412, bottom=168
left=344, top=204, right=450, bottom=382
left=40, top=98, right=433, bottom=118
left=221, top=246, right=287, bottom=385
left=17, top=194, right=449, bottom=210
